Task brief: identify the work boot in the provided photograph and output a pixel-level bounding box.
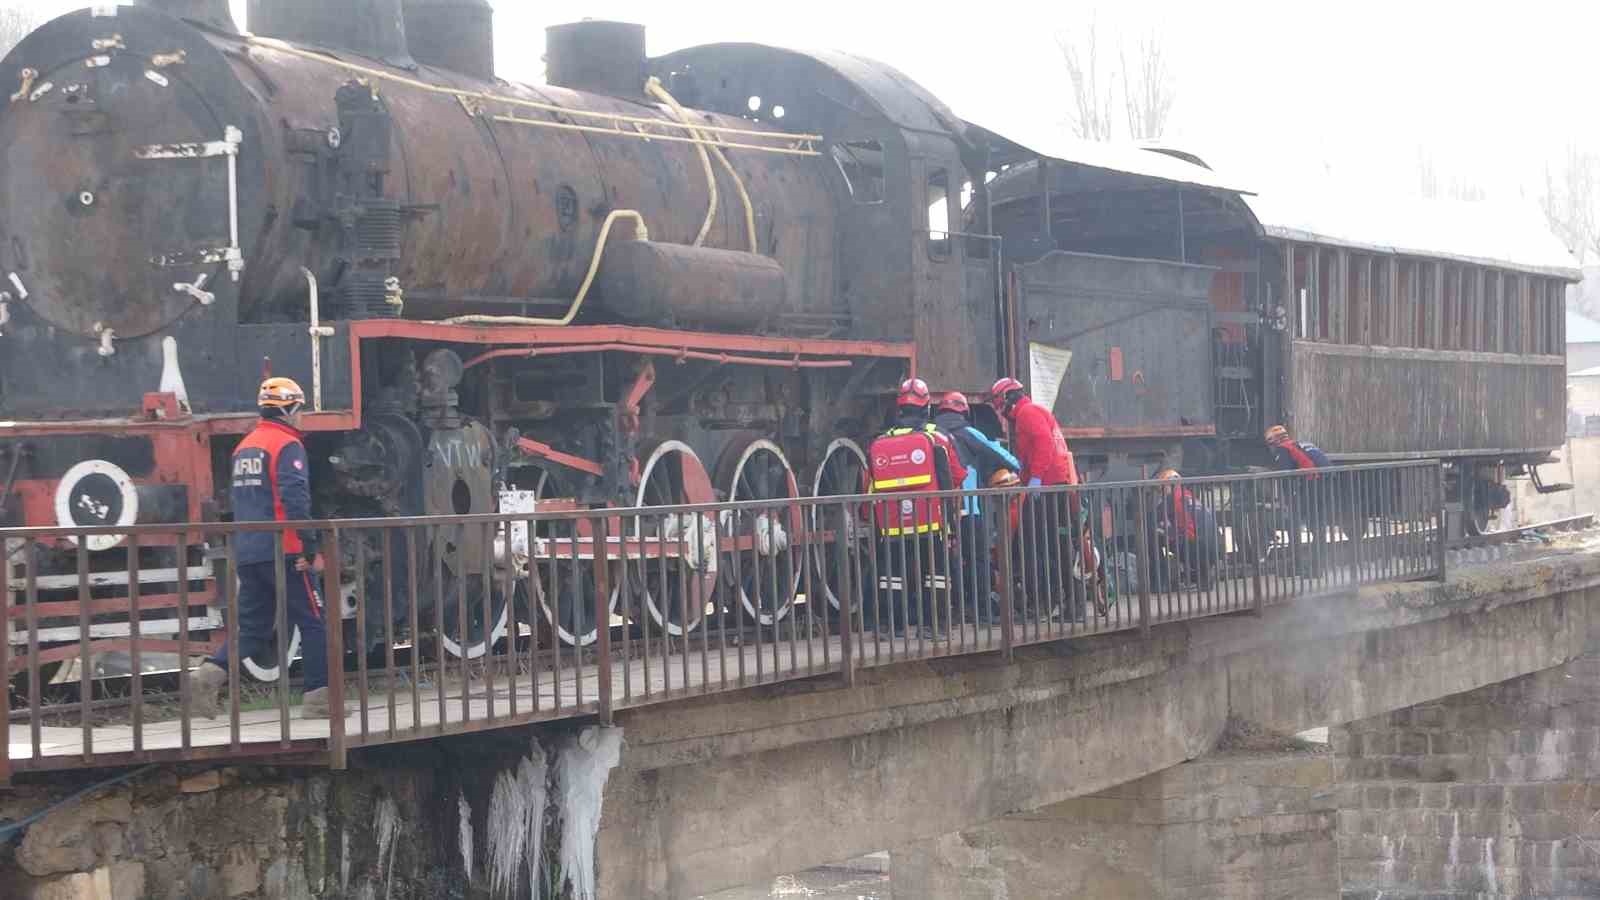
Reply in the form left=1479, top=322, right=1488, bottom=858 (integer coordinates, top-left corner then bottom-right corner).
left=300, top=687, right=337, bottom=719
left=189, top=661, right=227, bottom=720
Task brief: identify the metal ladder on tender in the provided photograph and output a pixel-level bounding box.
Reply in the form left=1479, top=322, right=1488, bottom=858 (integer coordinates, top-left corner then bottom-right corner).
left=1212, top=329, right=1256, bottom=436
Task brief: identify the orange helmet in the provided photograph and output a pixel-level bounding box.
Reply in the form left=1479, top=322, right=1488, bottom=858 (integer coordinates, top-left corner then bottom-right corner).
left=938, top=391, right=970, bottom=414
left=258, top=376, right=306, bottom=411
left=989, top=468, right=1021, bottom=487
left=897, top=377, right=931, bottom=408
left=1155, top=468, right=1180, bottom=481
left=1264, top=425, right=1290, bottom=446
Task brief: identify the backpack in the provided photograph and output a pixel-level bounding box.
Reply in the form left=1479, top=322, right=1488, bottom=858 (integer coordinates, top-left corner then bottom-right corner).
left=869, top=426, right=949, bottom=536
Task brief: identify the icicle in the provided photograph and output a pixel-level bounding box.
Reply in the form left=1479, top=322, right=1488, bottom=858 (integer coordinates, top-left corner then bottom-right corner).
left=556, top=727, right=623, bottom=900
left=486, top=741, right=548, bottom=900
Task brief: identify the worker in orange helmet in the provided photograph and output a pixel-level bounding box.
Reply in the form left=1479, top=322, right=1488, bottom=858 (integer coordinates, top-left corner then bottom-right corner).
left=1263, top=425, right=1333, bottom=578
left=1145, top=468, right=1221, bottom=591
left=988, top=377, right=1098, bottom=622
left=193, top=377, right=337, bottom=720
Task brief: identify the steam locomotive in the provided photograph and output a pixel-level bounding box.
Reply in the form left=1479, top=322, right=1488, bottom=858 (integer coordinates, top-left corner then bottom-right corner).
left=0, top=0, right=1576, bottom=671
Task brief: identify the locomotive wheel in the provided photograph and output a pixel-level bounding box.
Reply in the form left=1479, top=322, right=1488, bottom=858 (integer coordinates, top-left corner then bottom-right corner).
left=1462, top=476, right=1501, bottom=537
left=721, top=440, right=803, bottom=627
left=635, top=441, right=718, bottom=636
left=437, top=564, right=514, bottom=661
left=808, top=438, right=870, bottom=613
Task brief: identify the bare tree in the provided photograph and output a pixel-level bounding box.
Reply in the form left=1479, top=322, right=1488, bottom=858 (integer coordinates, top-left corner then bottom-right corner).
left=1056, top=23, right=1116, bottom=142
left=1541, top=147, right=1600, bottom=266
left=1120, top=32, right=1175, bottom=141
left=0, top=7, right=40, bottom=60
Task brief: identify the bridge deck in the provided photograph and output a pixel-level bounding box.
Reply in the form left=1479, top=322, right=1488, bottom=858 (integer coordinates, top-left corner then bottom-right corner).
left=6, top=617, right=1140, bottom=768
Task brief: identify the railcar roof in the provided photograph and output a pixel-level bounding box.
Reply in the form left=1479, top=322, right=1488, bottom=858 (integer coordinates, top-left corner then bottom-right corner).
left=963, top=118, right=1254, bottom=196
left=1244, top=186, right=1581, bottom=280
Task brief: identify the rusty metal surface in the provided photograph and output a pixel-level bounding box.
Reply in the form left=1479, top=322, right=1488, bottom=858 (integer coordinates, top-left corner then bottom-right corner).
left=1291, top=341, right=1567, bottom=456
left=400, top=0, right=493, bottom=79
left=1018, top=251, right=1217, bottom=436
left=594, top=242, right=788, bottom=328
left=544, top=21, right=646, bottom=98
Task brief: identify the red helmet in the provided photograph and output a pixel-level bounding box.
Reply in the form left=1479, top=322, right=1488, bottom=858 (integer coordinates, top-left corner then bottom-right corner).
left=989, top=377, right=1025, bottom=408
left=937, top=391, right=970, bottom=414
left=897, top=377, right=931, bottom=408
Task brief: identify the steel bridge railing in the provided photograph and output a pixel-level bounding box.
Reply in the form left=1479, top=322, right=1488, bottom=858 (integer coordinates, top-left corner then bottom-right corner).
left=0, top=460, right=1444, bottom=774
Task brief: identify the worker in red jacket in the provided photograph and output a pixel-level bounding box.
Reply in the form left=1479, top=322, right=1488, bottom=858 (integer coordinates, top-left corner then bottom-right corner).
left=989, top=377, right=1096, bottom=622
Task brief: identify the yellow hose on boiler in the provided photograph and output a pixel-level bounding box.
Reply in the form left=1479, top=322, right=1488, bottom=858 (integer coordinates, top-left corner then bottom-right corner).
left=440, top=209, right=649, bottom=326
left=645, top=77, right=758, bottom=253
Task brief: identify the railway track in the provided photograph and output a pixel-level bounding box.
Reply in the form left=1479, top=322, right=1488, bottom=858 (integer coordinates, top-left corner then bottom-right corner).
left=1448, top=514, right=1596, bottom=551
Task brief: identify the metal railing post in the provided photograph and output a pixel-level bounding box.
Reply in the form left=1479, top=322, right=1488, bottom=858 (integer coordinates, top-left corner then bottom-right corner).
left=592, top=515, right=613, bottom=725
left=1134, top=483, right=1153, bottom=636
left=998, top=491, right=1016, bottom=659
left=1433, top=462, right=1448, bottom=580
left=1249, top=479, right=1265, bottom=617
left=324, top=527, right=347, bottom=769
left=836, top=501, right=855, bottom=687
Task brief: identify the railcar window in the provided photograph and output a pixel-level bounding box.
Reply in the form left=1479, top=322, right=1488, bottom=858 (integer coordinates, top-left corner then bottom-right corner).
left=1318, top=248, right=1339, bottom=342
left=1486, top=271, right=1502, bottom=353
left=927, top=168, right=951, bottom=261
left=1290, top=243, right=1319, bottom=340
left=1372, top=259, right=1392, bottom=346
left=1504, top=273, right=1523, bottom=355
left=1427, top=261, right=1440, bottom=349
left=1347, top=253, right=1369, bottom=345
left=1460, top=267, right=1479, bottom=352
left=1396, top=261, right=1415, bottom=347
left=1441, top=265, right=1458, bottom=350
left=830, top=141, right=886, bottom=204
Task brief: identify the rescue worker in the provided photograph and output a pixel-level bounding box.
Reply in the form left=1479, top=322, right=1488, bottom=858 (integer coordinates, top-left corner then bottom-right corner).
left=192, top=377, right=334, bottom=719
left=988, top=377, right=1091, bottom=622
left=867, top=378, right=965, bottom=640
left=1264, top=424, right=1331, bottom=577
left=1145, top=469, right=1221, bottom=591
left=934, top=391, right=1019, bottom=625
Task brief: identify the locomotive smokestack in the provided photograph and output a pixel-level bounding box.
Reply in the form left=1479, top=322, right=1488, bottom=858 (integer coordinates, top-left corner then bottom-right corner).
left=545, top=21, right=646, bottom=98
left=134, top=0, right=238, bottom=32
left=402, top=0, right=494, bottom=80
left=246, top=0, right=413, bottom=66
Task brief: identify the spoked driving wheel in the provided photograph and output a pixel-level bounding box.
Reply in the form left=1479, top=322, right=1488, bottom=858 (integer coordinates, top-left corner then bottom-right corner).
left=519, top=470, right=618, bottom=648
left=633, top=441, right=719, bottom=636
left=431, top=524, right=512, bottom=660
left=721, top=440, right=803, bottom=627
left=808, top=438, right=870, bottom=613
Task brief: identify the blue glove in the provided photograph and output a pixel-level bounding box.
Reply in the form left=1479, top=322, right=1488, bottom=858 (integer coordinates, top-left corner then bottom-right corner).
left=1027, top=477, right=1042, bottom=487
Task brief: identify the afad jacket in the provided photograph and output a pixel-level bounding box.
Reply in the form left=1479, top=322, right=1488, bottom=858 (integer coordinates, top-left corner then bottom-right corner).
left=231, top=419, right=320, bottom=566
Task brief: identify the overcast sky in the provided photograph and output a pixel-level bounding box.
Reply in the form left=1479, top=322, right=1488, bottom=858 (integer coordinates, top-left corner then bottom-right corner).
left=9, top=0, right=1598, bottom=209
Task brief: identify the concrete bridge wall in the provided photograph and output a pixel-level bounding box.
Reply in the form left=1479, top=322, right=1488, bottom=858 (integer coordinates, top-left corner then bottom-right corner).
left=598, top=555, right=1600, bottom=898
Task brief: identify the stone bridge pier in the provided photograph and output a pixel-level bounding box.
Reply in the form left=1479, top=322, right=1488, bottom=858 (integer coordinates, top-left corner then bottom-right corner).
left=888, top=634, right=1600, bottom=899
